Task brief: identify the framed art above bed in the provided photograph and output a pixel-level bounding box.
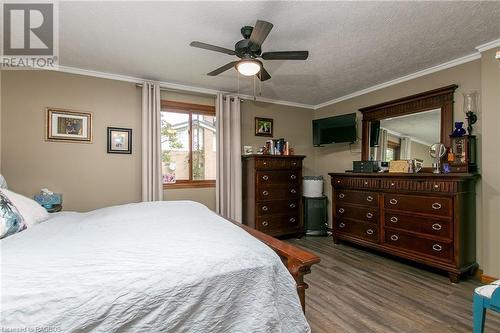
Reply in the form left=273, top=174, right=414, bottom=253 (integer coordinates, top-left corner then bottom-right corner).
left=45, top=108, right=92, bottom=143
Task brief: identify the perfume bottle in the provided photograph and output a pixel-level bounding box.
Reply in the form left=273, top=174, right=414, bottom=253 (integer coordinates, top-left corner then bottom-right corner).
left=448, top=147, right=455, bottom=162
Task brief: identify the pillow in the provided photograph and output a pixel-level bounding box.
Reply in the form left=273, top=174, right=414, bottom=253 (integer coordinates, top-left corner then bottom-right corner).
left=0, top=191, right=26, bottom=239
left=0, top=189, right=50, bottom=227
left=0, top=174, right=7, bottom=189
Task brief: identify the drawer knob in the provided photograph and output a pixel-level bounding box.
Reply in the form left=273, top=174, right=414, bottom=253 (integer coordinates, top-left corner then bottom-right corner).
left=289, top=217, right=296, bottom=223
left=390, top=235, right=399, bottom=241
left=263, top=162, right=267, bottom=165
left=432, top=223, right=442, bottom=231
left=389, top=198, right=398, bottom=205
left=338, top=193, right=345, bottom=199
left=434, top=184, right=440, bottom=189
left=262, top=175, right=269, bottom=181
left=289, top=203, right=296, bottom=209
left=366, top=229, right=374, bottom=235
left=262, top=221, right=269, bottom=227
left=338, top=208, right=345, bottom=214
left=290, top=174, right=297, bottom=180
left=262, top=190, right=269, bottom=196
left=339, top=222, right=346, bottom=228
left=432, top=202, right=442, bottom=210
left=364, top=181, right=368, bottom=185
left=290, top=189, right=297, bottom=194
left=366, top=212, right=373, bottom=219
left=292, top=162, right=297, bottom=166
left=366, top=196, right=374, bottom=202
left=391, top=183, right=395, bottom=187
left=262, top=206, right=268, bottom=211
left=390, top=216, right=398, bottom=223
left=432, top=244, right=443, bottom=252
left=336, top=180, right=341, bottom=184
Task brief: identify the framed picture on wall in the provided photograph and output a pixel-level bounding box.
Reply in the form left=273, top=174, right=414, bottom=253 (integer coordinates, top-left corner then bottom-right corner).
left=107, top=127, right=132, bottom=154
left=46, top=108, right=93, bottom=143
left=255, top=117, right=273, bottom=137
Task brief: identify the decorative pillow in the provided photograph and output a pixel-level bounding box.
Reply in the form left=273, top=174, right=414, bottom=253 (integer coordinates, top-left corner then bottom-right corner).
left=0, top=191, right=26, bottom=239
left=0, top=189, right=49, bottom=227
left=0, top=174, right=7, bottom=189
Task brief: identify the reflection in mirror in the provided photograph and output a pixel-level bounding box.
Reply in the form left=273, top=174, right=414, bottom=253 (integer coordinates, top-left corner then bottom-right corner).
left=369, top=109, right=441, bottom=167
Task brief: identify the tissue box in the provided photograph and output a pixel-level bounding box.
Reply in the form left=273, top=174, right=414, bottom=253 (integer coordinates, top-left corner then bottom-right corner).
left=34, top=193, right=62, bottom=209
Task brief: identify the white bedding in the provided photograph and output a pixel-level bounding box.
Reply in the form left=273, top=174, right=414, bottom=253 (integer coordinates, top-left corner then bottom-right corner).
left=1, top=201, right=310, bottom=332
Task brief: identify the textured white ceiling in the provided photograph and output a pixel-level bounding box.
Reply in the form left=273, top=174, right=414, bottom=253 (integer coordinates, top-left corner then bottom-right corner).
left=58, top=1, right=500, bottom=105
left=381, top=109, right=441, bottom=145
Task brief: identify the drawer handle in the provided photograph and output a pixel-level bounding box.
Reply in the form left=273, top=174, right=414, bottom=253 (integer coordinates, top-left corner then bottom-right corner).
left=432, top=202, right=442, bottom=210
left=390, top=216, right=398, bottom=223
left=262, top=206, right=268, bottom=211
left=366, top=229, right=374, bottom=235
left=292, top=162, right=297, bottom=166
left=339, top=222, right=346, bottom=228
left=263, top=162, right=267, bottom=165
left=389, top=198, right=398, bottom=205
left=432, top=223, right=442, bottom=231
left=366, top=212, right=373, bottom=219
left=262, top=175, right=269, bottom=181
left=432, top=244, right=442, bottom=252
left=336, top=180, right=341, bottom=184
left=366, top=196, right=374, bottom=202
left=289, top=203, right=296, bottom=209
left=390, top=235, right=399, bottom=241
left=391, top=182, right=395, bottom=187
left=290, top=189, right=297, bottom=194
left=364, top=181, right=368, bottom=185
left=338, top=208, right=345, bottom=214
left=434, top=184, right=440, bottom=189
left=290, top=174, right=297, bottom=180
left=262, top=221, right=269, bottom=227
left=262, top=190, right=269, bottom=196
left=289, top=217, right=296, bottom=223
left=338, top=193, right=345, bottom=199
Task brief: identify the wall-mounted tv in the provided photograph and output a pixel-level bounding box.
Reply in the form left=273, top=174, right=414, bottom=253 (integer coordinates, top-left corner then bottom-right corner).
left=313, top=113, right=357, bottom=146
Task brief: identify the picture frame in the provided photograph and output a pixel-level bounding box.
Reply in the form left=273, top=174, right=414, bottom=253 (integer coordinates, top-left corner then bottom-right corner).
left=255, top=117, right=273, bottom=137
left=45, top=108, right=92, bottom=143
left=107, top=127, right=132, bottom=154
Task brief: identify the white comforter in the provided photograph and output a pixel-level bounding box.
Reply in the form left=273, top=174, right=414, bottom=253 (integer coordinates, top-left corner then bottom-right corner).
left=1, top=201, right=309, bottom=333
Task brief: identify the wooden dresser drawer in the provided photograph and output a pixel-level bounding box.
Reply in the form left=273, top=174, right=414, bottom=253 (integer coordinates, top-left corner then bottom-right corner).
left=332, top=177, right=380, bottom=189
left=256, top=214, right=300, bottom=232
left=382, top=179, right=458, bottom=193
left=384, top=212, right=451, bottom=239
left=256, top=185, right=300, bottom=201
left=335, top=204, right=378, bottom=224
left=256, top=171, right=300, bottom=185
left=257, top=199, right=300, bottom=216
left=255, top=158, right=302, bottom=170
left=335, top=190, right=378, bottom=208
left=384, top=229, right=452, bottom=262
left=335, top=218, right=379, bottom=243
left=384, top=194, right=452, bottom=217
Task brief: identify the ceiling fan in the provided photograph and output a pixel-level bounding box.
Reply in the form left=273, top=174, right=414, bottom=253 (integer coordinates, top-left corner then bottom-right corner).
left=190, top=20, right=309, bottom=81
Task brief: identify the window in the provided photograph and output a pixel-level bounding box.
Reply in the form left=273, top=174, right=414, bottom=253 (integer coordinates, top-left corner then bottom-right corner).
left=161, top=100, right=216, bottom=188
left=385, top=141, right=400, bottom=162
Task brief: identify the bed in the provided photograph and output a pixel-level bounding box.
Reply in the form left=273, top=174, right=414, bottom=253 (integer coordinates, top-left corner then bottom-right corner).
left=1, top=200, right=319, bottom=332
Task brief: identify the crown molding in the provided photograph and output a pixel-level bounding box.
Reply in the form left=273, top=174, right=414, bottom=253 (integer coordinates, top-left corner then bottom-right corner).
left=476, top=38, right=500, bottom=53
left=54, top=65, right=315, bottom=109
left=313, top=52, right=481, bottom=110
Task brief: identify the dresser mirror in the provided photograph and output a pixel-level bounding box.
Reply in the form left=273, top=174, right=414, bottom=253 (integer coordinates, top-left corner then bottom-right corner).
left=359, top=84, right=458, bottom=169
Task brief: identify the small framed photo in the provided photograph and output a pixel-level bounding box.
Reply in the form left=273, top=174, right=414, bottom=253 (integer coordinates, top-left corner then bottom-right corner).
left=255, top=117, right=273, bottom=137
left=243, top=145, right=253, bottom=155
left=107, top=127, right=132, bottom=154
left=46, top=108, right=92, bottom=143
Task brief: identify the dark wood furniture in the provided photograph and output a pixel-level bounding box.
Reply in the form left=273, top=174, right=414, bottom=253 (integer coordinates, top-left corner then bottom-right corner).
left=232, top=219, right=320, bottom=312
left=242, top=155, right=305, bottom=237
left=329, top=172, right=478, bottom=282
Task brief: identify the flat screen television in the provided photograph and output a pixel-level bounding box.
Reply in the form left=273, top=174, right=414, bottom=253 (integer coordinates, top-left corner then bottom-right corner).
left=313, top=113, right=357, bottom=146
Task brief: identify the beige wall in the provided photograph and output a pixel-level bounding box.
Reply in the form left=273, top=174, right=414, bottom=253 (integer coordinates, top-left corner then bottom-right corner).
left=241, top=101, right=315, bottom=175
left=480, top=48, right=500, bottom=278
left=1, top=70, right=142, bottom=211
left=411, top=140, right=433, bottom=166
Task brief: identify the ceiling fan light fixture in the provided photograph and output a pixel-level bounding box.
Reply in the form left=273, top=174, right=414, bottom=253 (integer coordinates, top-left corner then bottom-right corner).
left=236, top=59, right=262, bottom=76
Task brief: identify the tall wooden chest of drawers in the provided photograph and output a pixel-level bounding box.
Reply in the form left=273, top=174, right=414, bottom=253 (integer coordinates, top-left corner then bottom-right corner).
left=329, top=173, right=478, bottom=282
left=243, top=155, right=305, bottom=237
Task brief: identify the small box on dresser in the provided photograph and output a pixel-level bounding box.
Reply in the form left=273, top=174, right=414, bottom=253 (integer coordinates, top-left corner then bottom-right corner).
left=242, top=155, right=306, bottom=237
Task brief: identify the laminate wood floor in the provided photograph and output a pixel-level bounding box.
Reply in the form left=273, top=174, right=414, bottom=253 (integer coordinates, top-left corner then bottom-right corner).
left=288, top=236, right=500, bottom=333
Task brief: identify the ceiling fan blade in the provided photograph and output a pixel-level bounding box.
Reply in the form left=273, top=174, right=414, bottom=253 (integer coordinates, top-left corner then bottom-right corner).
left=257, top=66, right=271, bottom=81
left=190, top=41, right=236, bottom=56
left=249, top=20, right=273, bottom=50
left=207, top=61, right=238, bottom=76
left=261, top=51, right=309, bottom=60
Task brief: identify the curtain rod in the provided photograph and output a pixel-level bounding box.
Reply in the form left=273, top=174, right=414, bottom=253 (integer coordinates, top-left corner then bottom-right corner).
left=136, top=83, right=244, bottom=102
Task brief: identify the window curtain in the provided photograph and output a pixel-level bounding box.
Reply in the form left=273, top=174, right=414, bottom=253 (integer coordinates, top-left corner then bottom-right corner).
left=141, top=81, right=163, bottom=201
left=400, top=137, right=412, bottom=160
left=215, top=93, right=242, bottom=222
left=377, top=128, right=388, bottom=161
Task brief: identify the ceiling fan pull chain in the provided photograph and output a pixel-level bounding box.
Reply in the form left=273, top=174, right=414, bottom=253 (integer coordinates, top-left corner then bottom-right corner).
left=253, top=75, right=257, bottom=101
left=259, top=74, right=262, bottom=96
left=237, top=71, right=240, bottom=95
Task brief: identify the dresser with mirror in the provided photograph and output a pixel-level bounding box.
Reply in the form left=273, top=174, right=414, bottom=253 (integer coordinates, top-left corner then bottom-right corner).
left=330, top=85, right=479, bottom=283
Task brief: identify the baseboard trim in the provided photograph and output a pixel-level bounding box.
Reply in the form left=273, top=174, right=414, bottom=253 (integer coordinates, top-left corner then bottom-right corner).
left=481, top=274, right=499, bottom=284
